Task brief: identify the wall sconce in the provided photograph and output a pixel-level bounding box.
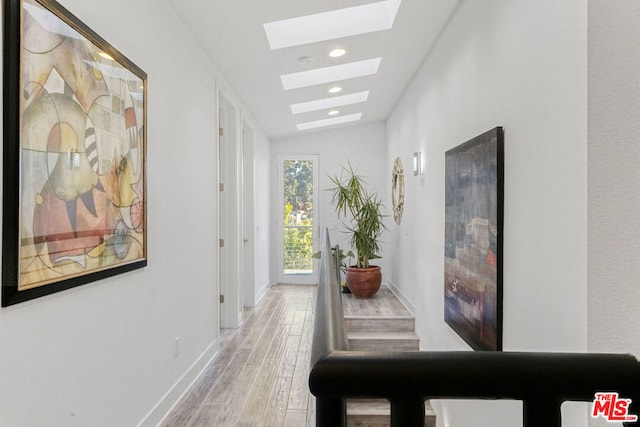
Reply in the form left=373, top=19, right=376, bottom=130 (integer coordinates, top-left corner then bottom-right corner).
left=413, top=151, right=422, bottom=176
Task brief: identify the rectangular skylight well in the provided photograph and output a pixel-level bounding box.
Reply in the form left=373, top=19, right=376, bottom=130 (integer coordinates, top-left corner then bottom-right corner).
left=290, top=91, right=370, bottom=114
left=263, top=0, right=401, bottom=50
left=281, top=58, right=381, bottom=90
left=296, top=113, right=362, bottom=131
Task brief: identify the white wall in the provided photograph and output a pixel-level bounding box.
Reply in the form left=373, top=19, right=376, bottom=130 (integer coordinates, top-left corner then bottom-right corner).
left=386, top=1, right=588, bottom=426
left=0, top=0, right=271, bottom=425
left=587, top=0, right=640, bottom=358
left=251, top=126, right=273, bottom=301
left=272, top=122, right=388, bottom=283
left=587, top=7, right=640, bottom=427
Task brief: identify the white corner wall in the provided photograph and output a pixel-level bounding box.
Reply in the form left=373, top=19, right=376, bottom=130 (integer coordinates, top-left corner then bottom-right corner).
left=386, top=1, right=588, bottom=426
left=587, top=0, right=640, bottom=361
left=0, top=0, right=272, bottom=426
left=272, top=122, right=388, bottom=283
left=252, top=127, right=273, bottom=301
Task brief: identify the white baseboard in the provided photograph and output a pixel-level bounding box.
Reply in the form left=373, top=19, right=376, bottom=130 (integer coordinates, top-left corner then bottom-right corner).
left=255, top=281, right=271, bottom=305
left=137, top=339, right=219, bottom=427
left=384, top=280, right=415, bottom=315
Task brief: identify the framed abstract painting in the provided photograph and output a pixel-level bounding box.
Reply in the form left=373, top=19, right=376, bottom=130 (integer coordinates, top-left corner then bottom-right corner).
left=444, top=127, right=503, bottom=351
left=2, top=0, right=147, bottom=306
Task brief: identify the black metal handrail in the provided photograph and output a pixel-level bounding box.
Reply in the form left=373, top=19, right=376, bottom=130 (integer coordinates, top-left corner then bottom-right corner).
left=309, top=229, right=640, bottom=427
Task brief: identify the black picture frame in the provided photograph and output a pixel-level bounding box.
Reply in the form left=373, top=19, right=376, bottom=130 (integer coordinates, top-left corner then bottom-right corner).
left=3, top=0, right=147, bottom=306
left=444, top=127, right=504, bottom=351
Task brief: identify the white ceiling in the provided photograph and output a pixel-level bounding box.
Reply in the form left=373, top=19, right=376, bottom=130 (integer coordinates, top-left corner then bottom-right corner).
left=168, top=0, right=460, bottom=140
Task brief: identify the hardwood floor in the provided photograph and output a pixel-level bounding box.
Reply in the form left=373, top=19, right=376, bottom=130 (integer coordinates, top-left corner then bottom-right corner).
left=160, top=285, right=316, bottom=427
left=342, top=286, right=412, bottom=318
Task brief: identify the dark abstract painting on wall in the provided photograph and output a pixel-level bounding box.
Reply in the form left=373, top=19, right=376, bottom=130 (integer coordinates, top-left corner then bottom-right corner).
left=2, top=0, right=147, bottom=306
left=444, top=127, right=503, bottom=351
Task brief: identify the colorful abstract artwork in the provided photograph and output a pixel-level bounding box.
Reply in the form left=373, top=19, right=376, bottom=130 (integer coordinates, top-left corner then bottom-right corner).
left=2, top=0, right=147, bottom=306
left=444, top=127, right=503, bottom=351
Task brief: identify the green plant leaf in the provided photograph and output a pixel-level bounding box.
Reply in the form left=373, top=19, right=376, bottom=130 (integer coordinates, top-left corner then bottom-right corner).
left=327, top=164, right=386, bottom=269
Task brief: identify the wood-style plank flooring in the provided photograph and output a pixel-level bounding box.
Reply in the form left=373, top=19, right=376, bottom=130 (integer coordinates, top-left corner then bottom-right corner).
left=160, top=285, right=316, bottom=427
left=342, top=286, right=412, bottom=318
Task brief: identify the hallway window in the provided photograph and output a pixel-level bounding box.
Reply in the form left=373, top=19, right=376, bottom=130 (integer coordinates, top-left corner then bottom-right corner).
left=283, top=159, right=314, bottom=274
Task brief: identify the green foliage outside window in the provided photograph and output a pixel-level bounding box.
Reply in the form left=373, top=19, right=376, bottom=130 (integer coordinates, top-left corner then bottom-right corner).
left=283, top=160, right=314, bottom=272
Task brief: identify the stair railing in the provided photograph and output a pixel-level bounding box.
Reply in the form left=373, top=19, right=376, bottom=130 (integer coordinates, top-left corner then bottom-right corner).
left=310, top=228, right=640, bottom=427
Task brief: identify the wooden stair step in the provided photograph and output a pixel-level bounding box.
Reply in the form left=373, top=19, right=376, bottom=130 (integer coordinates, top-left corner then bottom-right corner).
left=345, top=315, right=415, bottom=333
left=348, top=331, right=420, bottom=352
left=347, top=399, right=436, bottom=427
left=341, top=286, right=435, bottom=425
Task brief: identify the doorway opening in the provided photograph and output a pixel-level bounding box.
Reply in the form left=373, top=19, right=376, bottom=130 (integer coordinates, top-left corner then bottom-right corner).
left=277, top=154, right=319, bottom=285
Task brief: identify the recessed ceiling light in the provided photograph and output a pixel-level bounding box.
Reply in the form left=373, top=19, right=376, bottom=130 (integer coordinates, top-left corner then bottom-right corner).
left=297, top=113, right=362, bottom=131
left=329, top=48, right=346, bottom=58
left=263, top=0, right=402, bottom=50
left=290, top=91, right=369, bottom=114
left=329, top=86, right=342, bottom=94
left=328, top=110, right=340, bottom=116
left=281, top=58, right=381, bottom=90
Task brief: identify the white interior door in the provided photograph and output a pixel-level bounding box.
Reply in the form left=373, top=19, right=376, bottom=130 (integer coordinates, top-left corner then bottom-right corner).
left=218, top=94, right=243, bottom=328
left=242, top=123, right=256, bottom=306
left=277, top=154, right=319, bottom=285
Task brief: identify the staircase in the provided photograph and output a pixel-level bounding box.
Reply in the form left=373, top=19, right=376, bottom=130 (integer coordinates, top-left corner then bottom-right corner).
left=342, top=286, right=436, bottom=427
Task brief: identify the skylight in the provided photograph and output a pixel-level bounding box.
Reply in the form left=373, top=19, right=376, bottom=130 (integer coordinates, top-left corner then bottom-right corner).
left=263, top=0, right=401, bottom=50
left=296, top=113, right=362, bottom=131
left=281, top=58, right=381, bottom=90
left=290, top=91, right=369, bottom=114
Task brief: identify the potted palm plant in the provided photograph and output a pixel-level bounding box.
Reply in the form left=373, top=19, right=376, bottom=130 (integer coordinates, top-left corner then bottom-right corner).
left=328, top=164, right=387, bottom=298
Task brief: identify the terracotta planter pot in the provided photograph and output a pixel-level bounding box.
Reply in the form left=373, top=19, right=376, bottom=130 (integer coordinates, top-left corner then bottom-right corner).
left=346, top=266, right=382, bottom=298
